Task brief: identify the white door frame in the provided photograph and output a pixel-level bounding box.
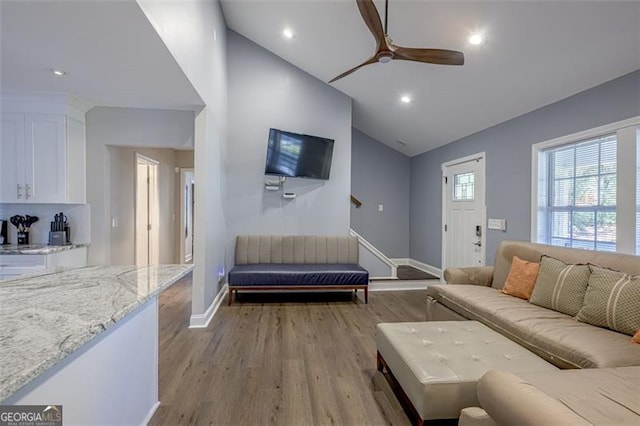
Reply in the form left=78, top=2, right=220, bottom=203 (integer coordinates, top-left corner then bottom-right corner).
left=179, top=168, right=194, bottom=264
left=135, top=153, right=160, bottom=266
left=441, top=152, right=487, bottom=272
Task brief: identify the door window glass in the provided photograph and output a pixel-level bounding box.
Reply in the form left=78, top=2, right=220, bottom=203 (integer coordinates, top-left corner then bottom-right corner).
left=453, top=172, right=475, bottom=200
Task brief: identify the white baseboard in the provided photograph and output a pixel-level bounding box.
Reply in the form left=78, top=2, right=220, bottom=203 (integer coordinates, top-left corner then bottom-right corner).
left=142, top=401, right=161, bottom=425
left=189, top=284, right=228, bottom=329
left=369, top=280, right=429, bottom=291
left=390, top=258, right=441, bottom=277
left=408, top=259, right=442, bottom=278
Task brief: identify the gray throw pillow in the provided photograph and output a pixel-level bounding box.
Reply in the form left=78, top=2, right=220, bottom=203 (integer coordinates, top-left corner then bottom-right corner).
left=529, top=256, right=591, bottom=316
left=575, top=265, right=640, bottom=336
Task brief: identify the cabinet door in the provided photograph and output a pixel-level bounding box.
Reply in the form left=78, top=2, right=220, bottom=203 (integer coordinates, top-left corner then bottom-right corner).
left=66, top=117, right=86, bottom=203
left=0, top=113, right=26, bottom=202
left=24, top=114, right=67, bottom=202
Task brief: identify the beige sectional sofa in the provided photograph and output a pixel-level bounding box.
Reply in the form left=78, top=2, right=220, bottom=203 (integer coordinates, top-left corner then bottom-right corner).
left=427, top=240, right=640, bottom=424
left=428, top=240, right=640, bottom=369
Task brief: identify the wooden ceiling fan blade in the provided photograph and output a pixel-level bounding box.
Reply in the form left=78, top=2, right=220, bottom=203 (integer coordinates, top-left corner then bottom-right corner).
left=393, top=46, right=465, bottom=66
left=329, top=56, right=378, bottom=83
left=356, top=0, right=387, bottom=50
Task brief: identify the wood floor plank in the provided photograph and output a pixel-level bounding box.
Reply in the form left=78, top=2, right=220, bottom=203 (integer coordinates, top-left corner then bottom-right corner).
left=283, top=358, right=314, bottom=426
left=301, top=343, right=342, bottom=425
left=151, top=275, right=427, bottom=425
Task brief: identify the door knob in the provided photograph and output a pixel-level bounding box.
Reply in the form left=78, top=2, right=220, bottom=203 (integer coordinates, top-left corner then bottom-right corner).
left=472, top=241, right=482, bottom=247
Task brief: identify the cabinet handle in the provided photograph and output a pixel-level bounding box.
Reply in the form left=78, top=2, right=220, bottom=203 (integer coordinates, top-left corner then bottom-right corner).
left=25, top=184, right=31, bottom=199
left=16, top=184, right=22, bottom=199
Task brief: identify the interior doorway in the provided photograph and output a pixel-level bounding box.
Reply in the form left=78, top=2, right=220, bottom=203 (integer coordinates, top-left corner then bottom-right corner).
left=442, top=152, right=486, bottom=270
left=179, top=168, right=195, bottom=264
left=135, top=153, right=160, bottom=266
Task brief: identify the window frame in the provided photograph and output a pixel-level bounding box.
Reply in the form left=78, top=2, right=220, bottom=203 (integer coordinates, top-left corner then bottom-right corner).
left=531, top=116, right=640, bottom=254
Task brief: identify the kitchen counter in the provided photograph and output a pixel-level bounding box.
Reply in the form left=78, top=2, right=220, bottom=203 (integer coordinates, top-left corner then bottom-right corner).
left=0, top=243, right=90, bottom=255
left=0, top=264, right=193, bottom=401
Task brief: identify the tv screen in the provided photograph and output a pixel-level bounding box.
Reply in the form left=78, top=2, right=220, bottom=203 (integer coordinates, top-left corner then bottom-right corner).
left=264, top=128, right=334, bottom=180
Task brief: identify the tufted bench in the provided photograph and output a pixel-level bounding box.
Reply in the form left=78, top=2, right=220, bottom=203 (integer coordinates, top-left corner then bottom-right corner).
left=228, top=235, right=369, bottom=305
left=376, top=321, right=558, bottom=424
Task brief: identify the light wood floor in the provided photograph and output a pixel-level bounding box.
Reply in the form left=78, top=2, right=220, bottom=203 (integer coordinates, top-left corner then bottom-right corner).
left=150, top=274, right=427, bottom=425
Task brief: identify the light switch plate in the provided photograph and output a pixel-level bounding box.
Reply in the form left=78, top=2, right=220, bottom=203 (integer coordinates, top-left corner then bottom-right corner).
left=378, top=204, right=384, bottom=212
left=488, top=218, right=507, bottom=231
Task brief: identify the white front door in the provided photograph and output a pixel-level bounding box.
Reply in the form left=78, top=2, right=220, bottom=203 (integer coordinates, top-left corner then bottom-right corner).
left=442, top=153, right=486, bottom=270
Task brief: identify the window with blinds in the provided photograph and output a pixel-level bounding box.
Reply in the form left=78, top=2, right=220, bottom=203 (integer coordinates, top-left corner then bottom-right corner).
left=538, top=134, right=617, bottom=251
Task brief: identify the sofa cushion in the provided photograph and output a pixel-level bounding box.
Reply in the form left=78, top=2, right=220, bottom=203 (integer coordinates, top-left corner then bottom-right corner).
left=516, top=367, right=640, bottom=425
left=501, top=256, right=539, bottom=300
left=529, top=256, right=590, bottom=317
left=427, top=284, right=640, bottom=368
left=575, top=265, right=640, bottom=336
left=228, top=263, right=369, bottom=286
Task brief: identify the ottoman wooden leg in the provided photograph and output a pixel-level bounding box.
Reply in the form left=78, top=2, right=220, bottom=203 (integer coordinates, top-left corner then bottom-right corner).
left=377, top=351, right=385, bottom=372
left=365, top=287, right=369, bottom=304
left=228, top=289, right=233, bottom=306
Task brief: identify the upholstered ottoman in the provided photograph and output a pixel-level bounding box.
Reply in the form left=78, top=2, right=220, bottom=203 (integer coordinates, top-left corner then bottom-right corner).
left=376, top=321, right=558, bottom=424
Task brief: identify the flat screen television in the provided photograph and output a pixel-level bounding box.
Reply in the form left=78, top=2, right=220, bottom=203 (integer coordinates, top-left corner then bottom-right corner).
left=264, top=128, right=334, bottom=180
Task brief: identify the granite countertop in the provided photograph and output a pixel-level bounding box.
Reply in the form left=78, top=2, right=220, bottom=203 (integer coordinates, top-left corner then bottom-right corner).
left=0, top=264, right=193, bottom=401
left=0, top=243, right=90, bottom=255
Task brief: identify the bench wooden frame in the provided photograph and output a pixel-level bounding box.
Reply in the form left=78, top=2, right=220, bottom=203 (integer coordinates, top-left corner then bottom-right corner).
left=228, top=284, right=368, bottom=305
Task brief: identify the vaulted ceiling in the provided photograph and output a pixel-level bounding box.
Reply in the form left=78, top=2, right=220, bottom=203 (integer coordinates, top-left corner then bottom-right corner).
left=221, top=0, right=640, bottom=156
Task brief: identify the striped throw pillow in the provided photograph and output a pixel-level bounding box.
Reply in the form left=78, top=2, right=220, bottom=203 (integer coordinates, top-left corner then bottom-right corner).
left=575, top=265, right=640, bottom=336
left=529, top=256, right=591, bottom=316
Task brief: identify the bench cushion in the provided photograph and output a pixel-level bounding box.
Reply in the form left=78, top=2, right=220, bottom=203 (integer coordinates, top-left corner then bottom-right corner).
left=228, top=264, right=369, bottom=286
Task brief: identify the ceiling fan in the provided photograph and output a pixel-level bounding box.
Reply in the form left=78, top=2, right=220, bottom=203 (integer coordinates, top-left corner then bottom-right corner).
left=329, top=0, right=464, bottom=83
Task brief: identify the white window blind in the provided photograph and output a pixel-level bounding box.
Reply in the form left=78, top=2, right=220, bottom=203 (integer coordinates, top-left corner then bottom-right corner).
left=538, top=134, right=617, bottom=251
left=636, top=129, right=640, bottom=254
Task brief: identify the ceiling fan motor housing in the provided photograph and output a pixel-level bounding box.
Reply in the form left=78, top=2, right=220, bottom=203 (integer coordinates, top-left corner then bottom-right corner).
left=377, top=51, right=394, bottom=63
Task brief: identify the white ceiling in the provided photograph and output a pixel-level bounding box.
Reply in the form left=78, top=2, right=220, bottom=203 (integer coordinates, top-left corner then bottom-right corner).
left=0, top=1, right=204, bottom=111
left=221, top=0, right=640, bottom=156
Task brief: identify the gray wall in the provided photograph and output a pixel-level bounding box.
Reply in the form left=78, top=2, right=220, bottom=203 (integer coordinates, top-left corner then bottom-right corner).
left=410, top=70, right=640, bottom=267
left=138, top=0, right=228, bottom=320
left=86, top=107, right=195, bottom=265
left=351, top=128, right=410, bottom=258
left=226, top=31, right=352, bottom=244
left=109, top=147, right=179, bottom=265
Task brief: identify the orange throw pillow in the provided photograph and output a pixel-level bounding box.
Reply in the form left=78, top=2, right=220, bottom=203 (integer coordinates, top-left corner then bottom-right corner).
left=502, top=256, right=540, bottom=300
left=633, top=328, right=640, bottom=344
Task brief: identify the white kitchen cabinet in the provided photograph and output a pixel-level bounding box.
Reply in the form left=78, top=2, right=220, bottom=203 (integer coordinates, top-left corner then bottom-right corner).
left=0, top=247, right=87, bottom=281
left=0, top=113, right=24, bottom=202
left=0, top=94, right=88, bottom=204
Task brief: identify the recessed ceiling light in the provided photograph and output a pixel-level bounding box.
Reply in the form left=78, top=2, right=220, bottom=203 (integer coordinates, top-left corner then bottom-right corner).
left=282, top=27, right=295, bottom=39
left=51, top=68, right=66, bottom=76
left=400, top=95, right=412, bottom=104
left=468, top=33, right=484, bottom=45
